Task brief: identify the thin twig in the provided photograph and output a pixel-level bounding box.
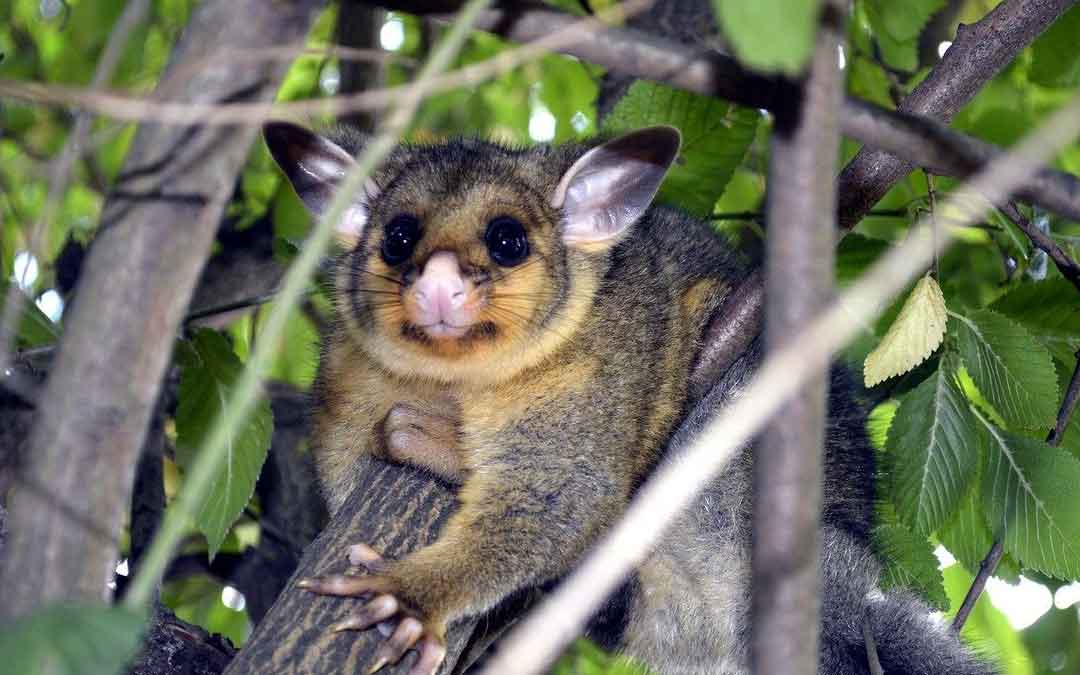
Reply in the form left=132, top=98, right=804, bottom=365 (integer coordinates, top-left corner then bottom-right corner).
left=861, top=615, right=884, bottom=675
left=1000, top=201, right=1080, bottom=294
left=927, top=173, right=939, bottom=278
left=1048, top=348, right=1080, bottom=447
left=951, top=540, right=1004, bottom=632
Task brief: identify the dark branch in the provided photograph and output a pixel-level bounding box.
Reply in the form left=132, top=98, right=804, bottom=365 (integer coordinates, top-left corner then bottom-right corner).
left=1000, top=201, right=1080, bottom=294
left=837, top=0, right=1077, bottom=230
left=752, top=3, right=844, bottom=673
left=951, top=540, right=1004, bottom=632
left=1048, top=348, right=1080, bottom=446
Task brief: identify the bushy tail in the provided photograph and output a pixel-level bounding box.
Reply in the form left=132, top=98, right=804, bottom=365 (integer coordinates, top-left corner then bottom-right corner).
left=819, top=528, right=997, bottom=675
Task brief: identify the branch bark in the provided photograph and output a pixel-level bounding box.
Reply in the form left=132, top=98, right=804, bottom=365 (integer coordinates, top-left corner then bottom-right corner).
left=223, top=459, right=477, bottom=674
left=0, top=0, right=324, bottom=620
left=752, top=2, right=844, bottom=672
left=837, top=0, right=1078, bottom=230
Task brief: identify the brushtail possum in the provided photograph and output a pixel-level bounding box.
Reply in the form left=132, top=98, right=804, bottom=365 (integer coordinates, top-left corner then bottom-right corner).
left=264, top=123, right=994, bottom=675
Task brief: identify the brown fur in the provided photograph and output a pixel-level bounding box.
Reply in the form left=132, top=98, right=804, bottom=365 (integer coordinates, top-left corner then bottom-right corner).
left=272, top=124, right=746, bottom=650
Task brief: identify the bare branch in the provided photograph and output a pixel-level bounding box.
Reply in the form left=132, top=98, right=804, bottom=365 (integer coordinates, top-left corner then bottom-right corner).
left=837, top=0, right=1078, bottom=230
left=1000, top=201, right=1080, bottom=293
left=3, top=3, right=1078, bottom=225
left=753, top=3, right=845, bottom=672
left=950, top=540, right=1005, bottom=632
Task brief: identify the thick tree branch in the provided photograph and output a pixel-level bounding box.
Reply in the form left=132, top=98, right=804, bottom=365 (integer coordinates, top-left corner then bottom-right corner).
left=752, top=3, right=844, bottom=673
left=837, top=0, right=1078, bottom=230
left=223, top=459, right=477, bottom=675
left=0, top=0, right=323, bottom=620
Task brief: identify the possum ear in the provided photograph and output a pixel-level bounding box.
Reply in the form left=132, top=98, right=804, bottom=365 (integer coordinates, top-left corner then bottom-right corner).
left=263, top=122, right=376, bottom=247
left=552, top=126, right=680, bottom=248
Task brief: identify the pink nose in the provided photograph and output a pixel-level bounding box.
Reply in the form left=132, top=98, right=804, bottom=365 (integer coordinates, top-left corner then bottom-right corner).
left=412, top=251, right=468, bottom=327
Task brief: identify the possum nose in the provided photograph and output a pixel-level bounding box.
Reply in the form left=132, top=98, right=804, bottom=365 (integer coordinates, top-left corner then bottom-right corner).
left=414, top=251, right=467, bottom=318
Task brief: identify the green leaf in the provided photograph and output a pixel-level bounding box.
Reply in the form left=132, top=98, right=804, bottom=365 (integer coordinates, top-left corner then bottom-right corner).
left=874, top=522, right=949, bottom=610
left=990, top=278, right=1080, bottom=364
left=1029, top=5, right=1080, bottom=89
left=864, top=274, right=947, bottom=387
left=885, top=358, right=980, bottom=534
left=978, top=415, right=1080, bottom=579
left=836, top=233, right=889, bottom=287
left=938, top=485, right=1020, bottom=583
left=175, top=329, right=274, bottom=558
left=951, top=310, right=1059, bottom=430
left=712, top=0, right=815, bottom=75
left=602, top=81, right=759, bottom=217
left=866, top=0, right=945, bottom=42
left=0, top=604, right=145, bottom=675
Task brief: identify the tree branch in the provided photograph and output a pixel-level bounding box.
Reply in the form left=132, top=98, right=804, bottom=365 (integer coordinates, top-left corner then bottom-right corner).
left=837, top=0, right=1078, bottom=231
left=752, top=3, right=844, bottom=672
left=1000, top=201, right=1080, bottom=293
left=950, top=540, right=1005, bottom=632
left=0, top=0, right=324, bottom=620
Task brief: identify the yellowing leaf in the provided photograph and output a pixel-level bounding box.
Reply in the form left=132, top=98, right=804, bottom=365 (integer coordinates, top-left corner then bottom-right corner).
left=864, top=275, right=946, bottom=387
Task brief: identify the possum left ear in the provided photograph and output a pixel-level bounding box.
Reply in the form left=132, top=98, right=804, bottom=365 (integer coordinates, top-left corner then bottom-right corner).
left=263, top=122, right=377, bottom=248
left=551, top=126, right=681, bottom=248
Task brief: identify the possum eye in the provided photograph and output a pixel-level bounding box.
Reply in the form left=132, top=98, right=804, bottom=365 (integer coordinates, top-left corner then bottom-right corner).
left=381, top=214, right=422, bottom=266
left=484, top=216, right=529, bottom=267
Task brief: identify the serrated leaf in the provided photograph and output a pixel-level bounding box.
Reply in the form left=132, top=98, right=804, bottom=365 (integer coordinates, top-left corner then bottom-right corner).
left=0, top=603, right=145, bottom=675
left=1029, top=5, right=1080, bottom=89
left=874, top=522, right=949, bottom=610
left=602, top=81, right=759, bottom=217
left=886, top=358, right=979, bottom=534
left=978, top=414, right=1080, bottom=579
left=951, top=309, right=1059, bottom=429
left=712, top=0, right=815, bottom=75
left=175, top=329, right=273, bottom=558
left=938, top=485, right=1020, bottom=583
left=864, top=275, right=947, bottom=387
left=990, top=278, right=1080, bottom=364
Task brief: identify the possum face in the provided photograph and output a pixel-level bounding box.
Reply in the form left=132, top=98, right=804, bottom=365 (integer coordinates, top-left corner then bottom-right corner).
left=264, top=123, right=680, bottom=384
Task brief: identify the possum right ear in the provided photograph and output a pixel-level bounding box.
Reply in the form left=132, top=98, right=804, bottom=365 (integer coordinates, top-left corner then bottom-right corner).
left=263, top=122, right=375, bottom=247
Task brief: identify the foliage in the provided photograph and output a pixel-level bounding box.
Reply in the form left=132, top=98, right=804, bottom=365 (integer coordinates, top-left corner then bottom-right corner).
left=0, top=604, right=146, bottom=675
left=3, top=0, right=1080, bottom=672
left=175, top=329, right=273, bottom=559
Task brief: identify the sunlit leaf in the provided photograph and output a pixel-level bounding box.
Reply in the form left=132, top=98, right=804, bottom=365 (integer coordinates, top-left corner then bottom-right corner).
left=175, top=329, right=273, bottom=558
left=865, top=275, right=947, bottom=387
left=938, top=485, right=1020, bottom=583
left=978, top=414, right=1080, bottom=579
left=712, top=0, right=815, bottom=75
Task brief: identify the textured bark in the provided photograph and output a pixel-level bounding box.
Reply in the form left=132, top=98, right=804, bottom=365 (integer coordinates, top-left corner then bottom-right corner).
left=837, top=0, right=1078, bottom=230
left=0, top=0, right=324, bottom=620
left=752, top=3, right=844, bottom=673
left=224, top=458, right=477, bottom=675
left=128, top=607, right=236, bottom=675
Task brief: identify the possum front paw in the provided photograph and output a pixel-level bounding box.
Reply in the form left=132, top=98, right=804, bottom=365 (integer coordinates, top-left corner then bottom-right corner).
left=381, top=403, right=463, bottom=483
left=299, top=543, right=448, bottom=675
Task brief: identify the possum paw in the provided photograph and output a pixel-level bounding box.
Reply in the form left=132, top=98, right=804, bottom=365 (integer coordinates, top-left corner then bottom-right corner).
left=298, top=543, right=447, bottom=675
left=381, top=403, right=462, bottom=483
